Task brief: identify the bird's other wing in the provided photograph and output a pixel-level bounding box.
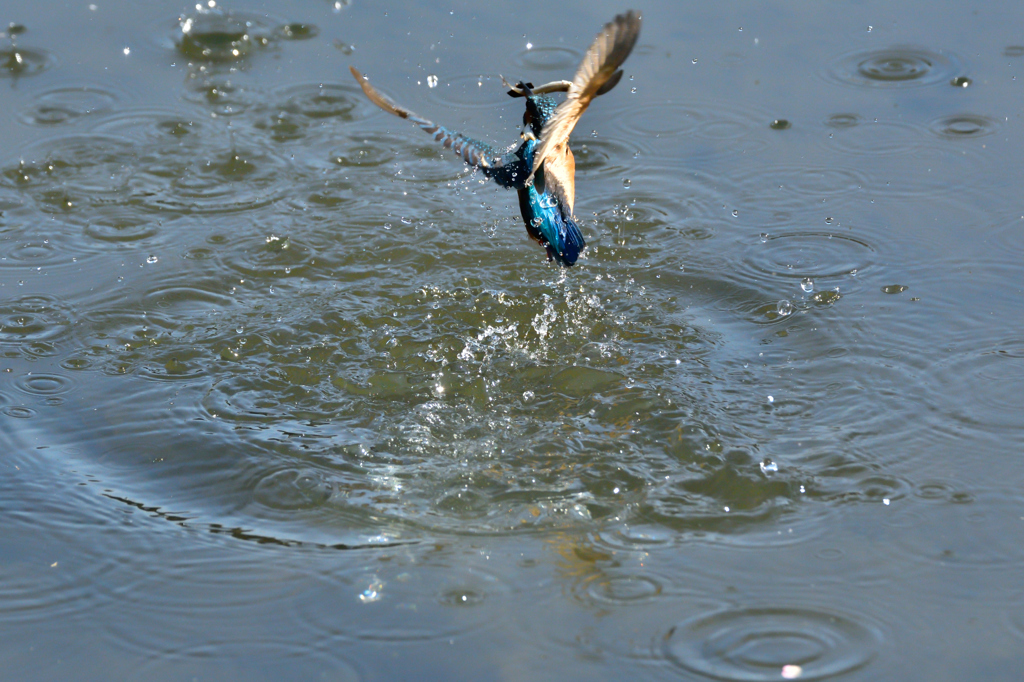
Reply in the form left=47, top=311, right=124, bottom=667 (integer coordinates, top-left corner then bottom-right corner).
left=527, top=11, right=642, bottom=182
left=350, top=66, right=514, bottom=177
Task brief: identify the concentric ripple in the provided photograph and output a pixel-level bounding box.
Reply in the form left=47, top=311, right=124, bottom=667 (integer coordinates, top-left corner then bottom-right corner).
left=19, top=86, right=120, bottom=126
left=662, top=607, right=882, bottom=681
left=4, top=134, right=136, bottom=216
left=139, top=281, right=235, bottom=316
left=512, top=46, right=581, bottom=72
left=219, top=233, right=318, bottom=279
left=296, top=561, right=513, bottom=643
left=173, top=9, right=277, bottom=62
left=758, top=165, right=870, bottom=197
left=329, top=133, right=401, bottom=169
left=0, top=555, right=119, bottom=625
left=424, top=74, right=511, bottom=109
left=251, top=83, right=368, bottom=143
left=823, top=117, right=927, bottom=157
left=91, top=108, right=210, bottom=143
left=929, top=341, right=1024, bottom=431
left=886, top=493, right=1024, bottom=579
left=182, top=74, right=259, bottom=117
left=827, top=46, right=962, bottom=88
left=0, top=240, right=67, bottom=267
left=574, top=572, right=668, bottom=607
left=252, top=468, right=334, bottom=511
left=7, top=126, right=296, bottom=217
left=1, top=406, right=37, bottom=419
left=0, top=46, right=55, bottom=78
left=13, top=372, right=74, bottom=397
left=613, top=101, right=768, bottom=145
left=82, top=207, right=161, bottom=244
left=127, top=642, right=359, bottom=682
left=0, top=295, right=75, bottom=344
left=743, top=231, right=875, bottom=281
left=592, top=523, right=677, bottom=552
left=929, top=114, right=997, bottom=139
left=98, top=550, right=314, bottom=658
left=573, top=137, right=650, bottom=178
left=133, top=144, right=297, bottom=214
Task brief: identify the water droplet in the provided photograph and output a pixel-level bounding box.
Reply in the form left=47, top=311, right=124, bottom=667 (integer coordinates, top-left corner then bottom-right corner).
left=630, top=87, right=637, bottom=93
left=146, top=255, right=158, bottom=264
left=881, top=284, right=907, bottom=294
left=825, top=216, right=833, bottom=224
left=770, top=118, right=791, bottom=130
left=760, top=459, right=778, bottom=475
left=359, top=577, right=384, bottom=603
left=759, top=232, right=769, bottom=243
left=950, top=75, right=971, bottom=88
left=691, top=58, right=698, bottom=64
left=522, top=390, right=534, bottom=402
left=426, top=74, right=438, bottom=88
left=800, top=277, right=814, bottom=293
left=622, top=178, right=631, bottom=188
left=776, top=300, right=793, bottom=317
left=591, top=129, right=598, bottom=137
left=731, top=209, right=739, bottom=217
left=767, top=395, right=775, bottom=403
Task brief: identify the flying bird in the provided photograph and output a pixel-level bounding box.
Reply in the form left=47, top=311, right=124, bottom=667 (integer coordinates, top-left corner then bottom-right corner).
left=350, top=11, right=641, bottom=266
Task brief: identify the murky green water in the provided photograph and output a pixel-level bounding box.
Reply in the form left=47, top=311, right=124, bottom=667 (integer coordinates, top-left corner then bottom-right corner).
left=2, top=1, right=1023, bottom=679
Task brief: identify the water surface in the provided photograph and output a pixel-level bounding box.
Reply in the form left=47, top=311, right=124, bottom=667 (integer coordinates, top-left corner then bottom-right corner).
left=2, top=1, right=1023, bottom=680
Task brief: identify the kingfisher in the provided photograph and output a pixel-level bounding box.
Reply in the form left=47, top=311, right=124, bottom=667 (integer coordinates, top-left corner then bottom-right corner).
left=349, top=10, right=641, bottom=266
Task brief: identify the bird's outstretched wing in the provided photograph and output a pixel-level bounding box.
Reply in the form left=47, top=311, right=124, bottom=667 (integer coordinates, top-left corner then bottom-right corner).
left=350, top=66, right=522, bottom=183
left=527, top=11, right=642, bottom=182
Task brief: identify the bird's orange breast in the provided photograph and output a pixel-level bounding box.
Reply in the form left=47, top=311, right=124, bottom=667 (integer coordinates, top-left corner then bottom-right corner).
left=543, top=143, right=576, bottom=212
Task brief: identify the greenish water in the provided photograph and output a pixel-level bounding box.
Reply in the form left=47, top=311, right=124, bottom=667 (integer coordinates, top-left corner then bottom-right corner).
left=1, top=1, right=1023, bottom=680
